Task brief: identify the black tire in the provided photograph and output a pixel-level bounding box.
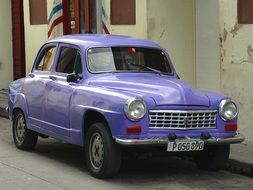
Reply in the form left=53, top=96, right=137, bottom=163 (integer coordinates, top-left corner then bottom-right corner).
left=12, top=110, right=38, bottom=150
left=195, top=144, right=230, bottom=171
left=85, top=122, right=122, bottom=178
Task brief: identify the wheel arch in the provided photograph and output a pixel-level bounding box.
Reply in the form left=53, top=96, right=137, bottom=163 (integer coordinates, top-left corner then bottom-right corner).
left=83, top=109, right=111, bottom=143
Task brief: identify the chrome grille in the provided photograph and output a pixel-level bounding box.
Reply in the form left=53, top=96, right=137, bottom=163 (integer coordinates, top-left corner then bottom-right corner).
left=149, top=110, right=217, bottom=129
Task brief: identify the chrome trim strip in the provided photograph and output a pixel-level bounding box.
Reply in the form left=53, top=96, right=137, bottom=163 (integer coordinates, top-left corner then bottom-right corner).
left=149, top=127, right=216, bottom=130
left=114, top=134, right=245, bottom=146
left=149, top=110, right=217, bottom=114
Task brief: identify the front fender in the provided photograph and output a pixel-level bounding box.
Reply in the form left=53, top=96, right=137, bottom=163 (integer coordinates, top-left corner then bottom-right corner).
left=69, top=104, right=123, bottom=146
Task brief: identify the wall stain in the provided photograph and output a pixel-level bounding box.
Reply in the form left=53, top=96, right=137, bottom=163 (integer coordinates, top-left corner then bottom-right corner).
left=231, top=45, right=253, bottom=65
left=230, top=22, right=242, bottom=37
left=159, top=29, right=165, bottom=39
left=223, top=28, right=228, bottom=42
left=220, top=25, right=227, bottom=63
left=219, top=34, right=222, bottom=46
left=247, top=45, right=253, bottom=61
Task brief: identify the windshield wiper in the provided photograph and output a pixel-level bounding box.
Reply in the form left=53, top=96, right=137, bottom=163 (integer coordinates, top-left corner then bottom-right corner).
left=130, top=64, right=162, bottom=74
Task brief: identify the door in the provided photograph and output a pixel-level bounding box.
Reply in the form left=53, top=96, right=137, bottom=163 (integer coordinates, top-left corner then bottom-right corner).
left=42, top=44, right=83, bottom=136
left=63, top=0, right=102, bottom=34
left=24, top=45, right=57, bottom=128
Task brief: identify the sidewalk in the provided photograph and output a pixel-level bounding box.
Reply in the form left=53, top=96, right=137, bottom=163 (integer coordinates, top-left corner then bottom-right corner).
left=0, top=89, right=252, bottom=176
left=227, top=142, right=253, bottom=176
left=0, top=89, right=8, bottom=118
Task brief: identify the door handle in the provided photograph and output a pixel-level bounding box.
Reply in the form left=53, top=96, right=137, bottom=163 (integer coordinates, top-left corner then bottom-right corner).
left=49, top=75, right=57, bottom=81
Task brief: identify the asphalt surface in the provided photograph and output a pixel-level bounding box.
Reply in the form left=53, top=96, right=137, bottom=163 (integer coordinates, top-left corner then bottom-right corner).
left=0, top=117, right=253, bottom=190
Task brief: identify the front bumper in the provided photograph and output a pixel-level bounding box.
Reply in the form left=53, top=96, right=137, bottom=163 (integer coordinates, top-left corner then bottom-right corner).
left=114, top=133, right=245, bottom=146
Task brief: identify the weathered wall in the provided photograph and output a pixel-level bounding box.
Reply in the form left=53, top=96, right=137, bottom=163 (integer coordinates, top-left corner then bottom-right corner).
left=147, top=0, right=195, bottom=85
left=0, top=0, right=13, bottom=89
left=23, top=0, right=48, bottom=74
left=219, top=0, right=253, bottom=144
left=102, top=0, right=147, bottom=39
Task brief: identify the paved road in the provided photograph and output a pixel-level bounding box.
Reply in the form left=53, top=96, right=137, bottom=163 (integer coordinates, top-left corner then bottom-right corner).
left=0, top=117, right=252, bottom=190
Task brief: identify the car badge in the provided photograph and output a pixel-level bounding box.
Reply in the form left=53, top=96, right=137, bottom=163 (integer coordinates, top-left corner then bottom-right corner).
left=183, top=115, right=190, bottom=128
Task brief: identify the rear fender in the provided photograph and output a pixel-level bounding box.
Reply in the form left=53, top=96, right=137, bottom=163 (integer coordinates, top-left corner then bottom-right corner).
left=9, top=93, right=29, bottom=121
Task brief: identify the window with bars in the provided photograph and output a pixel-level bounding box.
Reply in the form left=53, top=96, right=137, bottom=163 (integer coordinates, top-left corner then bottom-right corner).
left=111, top=0, right=136, bottom=25
left=29, top=0, right=47, bottom=25
left=238, top=0, right=253, bottom=24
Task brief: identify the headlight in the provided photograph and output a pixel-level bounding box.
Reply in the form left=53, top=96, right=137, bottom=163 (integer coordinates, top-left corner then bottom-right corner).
left=124, top=98, right=147, bottom=121
left=219, top=99, right=238, bottom=121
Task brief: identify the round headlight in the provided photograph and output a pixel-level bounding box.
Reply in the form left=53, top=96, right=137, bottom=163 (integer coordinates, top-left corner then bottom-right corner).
left=124, top=98, right=147, bottom=121
left=219, top=99, right=238, bottom=121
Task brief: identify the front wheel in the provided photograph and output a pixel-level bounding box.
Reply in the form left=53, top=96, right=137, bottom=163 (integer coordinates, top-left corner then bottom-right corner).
left=85, top=122, right=121, bottom=178
left=12, top=110, right=38, bottom=150
left=195, top=144, right=230, bottom=171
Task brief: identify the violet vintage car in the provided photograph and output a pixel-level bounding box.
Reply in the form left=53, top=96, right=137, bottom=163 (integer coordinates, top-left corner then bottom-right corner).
left=8, top=34, right=244, bottom=178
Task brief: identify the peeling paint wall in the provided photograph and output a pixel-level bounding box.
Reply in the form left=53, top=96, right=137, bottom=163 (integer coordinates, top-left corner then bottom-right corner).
left=147, top=0, right=195, bottom=85
left=219, top=0, right=253, bottom=144
left=0, top=0, right=13, bottom=89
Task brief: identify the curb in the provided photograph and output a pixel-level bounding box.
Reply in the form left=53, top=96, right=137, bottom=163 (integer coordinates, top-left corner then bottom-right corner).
left=226, top=159, right=253, bottom=177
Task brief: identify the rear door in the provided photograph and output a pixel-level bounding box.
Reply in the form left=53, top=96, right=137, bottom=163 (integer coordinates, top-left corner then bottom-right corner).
left=42, top=44, right=83, bottom=136
left=24, top=44, right=57, bottom=129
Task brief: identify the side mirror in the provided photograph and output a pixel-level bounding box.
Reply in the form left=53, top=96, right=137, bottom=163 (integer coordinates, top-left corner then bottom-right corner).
left=66, top=73, right=81, bottom=83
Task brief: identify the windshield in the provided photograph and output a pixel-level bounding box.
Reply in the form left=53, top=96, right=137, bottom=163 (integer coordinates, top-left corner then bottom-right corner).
left=87, top=47, right=172, bottom=74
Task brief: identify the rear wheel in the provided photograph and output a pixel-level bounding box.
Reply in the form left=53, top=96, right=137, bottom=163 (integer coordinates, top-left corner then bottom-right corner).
left=195, top=144, right=230, bottom=171
left=85, top=122, right=121, bottom=178
left=13, top=110, right=38, bottom=150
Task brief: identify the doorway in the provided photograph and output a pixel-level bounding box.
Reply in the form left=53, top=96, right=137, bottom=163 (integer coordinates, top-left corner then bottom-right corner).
left=63, top=0, right=102, bottom=34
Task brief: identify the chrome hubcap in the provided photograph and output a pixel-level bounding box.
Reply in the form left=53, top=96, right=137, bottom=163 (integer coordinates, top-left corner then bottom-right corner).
left=15, top=114, right=26, bottom=144
left=89, top=132, right=104, bottom=170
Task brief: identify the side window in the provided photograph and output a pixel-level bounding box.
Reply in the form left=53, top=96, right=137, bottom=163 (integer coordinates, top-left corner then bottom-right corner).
left=36, top=46, right=57, bottom=71
left=74, top=52, right=83, bottom=74
left=56, top=47, right=83, bottom=74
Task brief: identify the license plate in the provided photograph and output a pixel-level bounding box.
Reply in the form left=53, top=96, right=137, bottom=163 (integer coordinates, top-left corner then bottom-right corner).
left=167, top=140, right=204, bottom=152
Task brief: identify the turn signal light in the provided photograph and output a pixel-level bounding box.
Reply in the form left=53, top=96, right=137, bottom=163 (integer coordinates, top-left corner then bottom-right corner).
left=225, top=124, right=237, bottom=132
left=127, top=126, right=142, bottom=134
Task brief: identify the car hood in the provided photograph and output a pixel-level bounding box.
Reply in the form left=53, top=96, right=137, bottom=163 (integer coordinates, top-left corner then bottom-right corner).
left=87, top=73, right=210, bottom=107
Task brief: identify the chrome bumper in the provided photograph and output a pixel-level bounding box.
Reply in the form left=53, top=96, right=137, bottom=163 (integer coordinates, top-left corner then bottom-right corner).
left=114, top=134, right=245, bottom=146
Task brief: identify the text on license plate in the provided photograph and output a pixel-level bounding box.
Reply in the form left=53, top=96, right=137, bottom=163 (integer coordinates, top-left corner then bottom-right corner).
left=167, top=140, right=204, bottom=152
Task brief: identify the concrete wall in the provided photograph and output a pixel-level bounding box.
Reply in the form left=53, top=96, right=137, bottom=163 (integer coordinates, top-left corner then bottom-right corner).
left=195, top=0, right=220, bottom=92
left=0, top=0, right=13, bottom=89
left=23, top=0, right=48, bottom=74
left=219, top=0, right=253, bottom=144
left=147, top=0, right=195, bottom=85
left=102, top=0, right=147, bottom=39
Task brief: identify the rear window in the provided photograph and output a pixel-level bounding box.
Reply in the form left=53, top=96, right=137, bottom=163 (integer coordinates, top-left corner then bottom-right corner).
left=87, top=47, right=172, bottom=74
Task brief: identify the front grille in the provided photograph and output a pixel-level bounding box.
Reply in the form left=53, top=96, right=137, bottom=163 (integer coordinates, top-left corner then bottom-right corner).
left=149, top=110, right=217, bottom=129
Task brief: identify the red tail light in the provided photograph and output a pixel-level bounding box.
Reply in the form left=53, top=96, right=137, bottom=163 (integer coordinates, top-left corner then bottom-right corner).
left=127, top=126, right=142, bottom=134
left=225, top=124, right=237, bottom=132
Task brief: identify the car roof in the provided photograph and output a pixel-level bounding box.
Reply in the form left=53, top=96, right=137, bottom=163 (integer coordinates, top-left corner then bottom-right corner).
left=48, top=34, right=162, bottom=49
